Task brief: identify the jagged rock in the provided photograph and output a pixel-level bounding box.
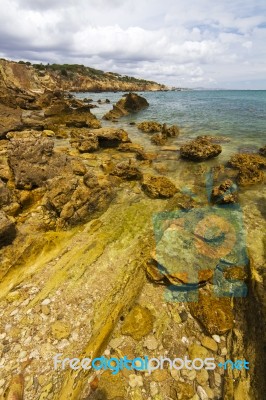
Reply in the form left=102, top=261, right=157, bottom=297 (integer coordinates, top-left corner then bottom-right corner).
left=43, top=173, right=113, bottom=227
left=141, top=174, right=178, bottom=198
left=137, top=121, right=162, bottom=133
left=104, top=93, right=149, bottom=120
left=211, top=179, right=238, bottom=204
left=180, top=137, right=222, bottom=161
left=70, top=133, right=99, bottom=153
left=0, top=211, right=16, bottom=247
left=0, top=104, right=23, bottom=138
left=151, top=132, right=167, bottom=146
left=228, top=154, right=265, bottom=186
left=121, top=304, right=154, bottom=340
left=259, top=145, right=266, bottom=157
left=189, top=287, right=234, bottom=334
left=8, top=137, right=72, bottom=189
left=110, top=161, right=142, bottom=180
left=162, top=123, right=180, bottom=137
left=94, top=128, right=130, bottom=148
left=0, top=179, right=11, bottom=207
left=44, top=99, right=72, bottom=117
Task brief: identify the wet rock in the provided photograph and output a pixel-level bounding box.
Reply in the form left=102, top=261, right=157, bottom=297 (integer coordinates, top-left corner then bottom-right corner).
left=121, top=304, right=154, bottom=340
left=0, top=211, right=16, bottom=247
left=229, top=153, right=266, bottom=169
left=151, top=132, right=167, bottom=146
left=171, top=382, right=195, bottom=400
left=211, top=179, right=238, bottom=204
left=137, top=121, right=162, bottom=133
left=180, top=137, right=222, bottom=161
left=94, top=128, right=130, bottom=148
left=201, top=336, right=218, bottom=352
left=110, top=161, right=142, bottom=180
left=51, top=321, right=71, bottom=339
left=259, top=145, right=266, bottom=157
left=237, top=166, right=264, bottom=186
left=188, top=343, right=209, bottom=359
left=189, top=288, right=234, bottom=335
left=141, top=174, right=178, bottom=198
left=8, top=137, right=72, bottom=189
left=162, top=123, right=180, bottom=137
left=70, top=133, right=99, bottom=153
left=135, top=150, right=157, bottom=161
left=98, top=371, right=126, bottom=399
left=104, top=93, right=149, bottom=120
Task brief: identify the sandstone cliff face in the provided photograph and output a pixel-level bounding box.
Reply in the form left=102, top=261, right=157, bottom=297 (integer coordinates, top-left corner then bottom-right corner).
left=0, top=58, right=167, bottom=94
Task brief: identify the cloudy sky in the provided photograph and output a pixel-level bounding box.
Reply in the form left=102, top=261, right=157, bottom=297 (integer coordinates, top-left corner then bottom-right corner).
left=0, top=0, right=266, bottom=88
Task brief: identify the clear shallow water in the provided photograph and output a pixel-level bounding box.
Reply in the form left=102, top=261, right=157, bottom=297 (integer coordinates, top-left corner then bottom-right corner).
left=74, top=90, right=266, bottom=147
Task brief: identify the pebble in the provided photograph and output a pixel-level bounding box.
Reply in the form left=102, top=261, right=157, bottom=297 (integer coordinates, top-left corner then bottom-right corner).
left=10, top=309, right=19, bottom=316
left=0, top=379, right=5, bottom=388
left=181, top=369, right=196, bottom=380
left=19, top=350, right=27, bottom=359
left=212, top=335, right=221, bottom=343
left=129, top=374, right=143, bottom=388
left=214, top=372, right=222, bottom=387
left=150, top=382, right=158, bottom=397
left=197, top=385, right=208, bottom=400
left=201, top=337, right=218, bottom=352
left=41, top=305, right=50, bottom=315
left=196, top=369, right=209, bottom=385
left=220, top=347, right=227, bottom=356
left=181, top=336, right=189, bottom=346
left=170, top=368, right=180, bottom=381
left=143, top=336, right=158, bottom=350
left=41, top=299, right=51, bottom=306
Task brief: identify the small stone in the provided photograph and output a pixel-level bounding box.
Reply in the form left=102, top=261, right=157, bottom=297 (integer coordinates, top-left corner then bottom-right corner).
left=204, top=386, right=214, bottom=399
left=121, top=305, right=154, bottom=341
left=220, top=347, right=227, bottom=356
left=41, top=299, right=51, bottom=306
left=201, top=337, right=218, bottom=352
left=212, top=335, right=221, bottom=343
left=150, top=382, right=158, bottom=397
left=143, top=336, right=158, bottom=350
left=197, top=386, right=208, bottom=400
left=41, top=305, right=50, bottom=315
left=214, top=372, right=222, bottom=387
left=109, top=337, right=124, bottom=349
left=0, top=379, right=5, bottom=388
left=19, top=350, right=27, bottom=359
left=196, top=369, right=209, bottom=385
left=181, top=369, right=196, bottom=380
left=179, top=311, right=188, bottom=322
left=51, top=321, right=71, bottom=340
left=10, top=309, right=18, bottom=316
left=181, top=337, right=189, bottom=346
left=152, top=369, right=169, bottom=382
left=129, top=374, right=143, bottom=388
left=188, top=344, right=209, bottom=360
left=170, top=368, right=180, bottom=381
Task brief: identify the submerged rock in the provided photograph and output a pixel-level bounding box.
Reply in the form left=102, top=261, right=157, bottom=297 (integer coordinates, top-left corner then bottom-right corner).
left=110, top=161, right=142, bottom=180
left=141, top=174, right=178, bottom=198
left=151, top=132, right=167, bottom=146
left=104, top=93, right=149, bottom=120
left=137, top=121, right=162, bottom=133
left=121, top=304, right=154, bottom=340
left=228, top=153, right=266, bottom=186
left=70, top=132, right=99, bottom=153
left=211, top=179, right=238, bottom=204
left=189, top=287, right=234, bottom=335
left=180, top=137, right=222, bottom=161
left=162, top=123, right=180, bottom=137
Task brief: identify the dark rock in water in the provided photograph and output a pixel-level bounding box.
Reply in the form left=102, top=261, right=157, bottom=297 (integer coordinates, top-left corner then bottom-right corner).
left=151, top=132, right=167, bottom=146
left=180, top=137, right=222, bottom=161
left=162, top=123, right=180, bottom=137
left=259, top=145, right=266, bottom=157
left=105, top=99, right=110, bottom=103
left=94, top=128, right=130, bottom=148
left=70, top=132, right=99, bottom=153
left=83, top=98, right=93, bottom=103
left=0, top=211, right=16, bottom=247
left=189, top=287, right=234, bottom=335
left=137, top=121, right=162, bottom=133
left=8, top=137, right=73, bottom=189
left=211, top=179, right=238, bottom=204
left=110, top=161, right=142, bottom=180
left=141, top=174, right=178, bottom=198
left=228, top=153, right=266, bottom=186
left=104, top=93, right=149, bottom=120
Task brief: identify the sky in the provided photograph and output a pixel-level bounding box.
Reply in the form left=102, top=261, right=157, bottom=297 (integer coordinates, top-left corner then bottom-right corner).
left=0, top=0, right=266, bottom=89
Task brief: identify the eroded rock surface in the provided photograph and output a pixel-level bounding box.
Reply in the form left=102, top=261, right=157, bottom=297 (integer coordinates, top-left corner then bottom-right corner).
left=180, top=137, right=222, bottom=161
left=104, top=93, right=149, bottom=120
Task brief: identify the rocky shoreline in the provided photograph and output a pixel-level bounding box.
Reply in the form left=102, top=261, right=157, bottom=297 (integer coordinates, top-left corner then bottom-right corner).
left=0, top=73, right=265, bottom=400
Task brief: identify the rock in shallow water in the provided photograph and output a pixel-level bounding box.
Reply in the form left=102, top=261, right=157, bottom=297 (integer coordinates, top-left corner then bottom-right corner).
left=141, top=174, right=178, bottom=198
left=121, top=304, right=154, bottom=340
left=180, top=137, right=222, bottom=161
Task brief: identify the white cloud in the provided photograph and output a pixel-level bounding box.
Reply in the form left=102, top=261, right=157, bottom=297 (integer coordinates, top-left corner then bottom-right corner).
left=0, top=0, right=265, bottom=88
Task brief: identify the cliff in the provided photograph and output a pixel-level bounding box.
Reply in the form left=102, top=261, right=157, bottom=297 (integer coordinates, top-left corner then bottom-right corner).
left=0, top=58, right=167, bottom=94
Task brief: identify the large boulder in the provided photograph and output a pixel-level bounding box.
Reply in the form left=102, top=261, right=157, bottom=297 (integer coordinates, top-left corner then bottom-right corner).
left=0, top=211, right=16, bottom=247
left=180, top=137, right=222, bottom=161
left=43, top=173, right=113, bottom=228
left=8, top=137, right=73, bottom=189
left=141, top=174, right=178, bottom=198
left=94, top=128, right=130, bottom=148
left=103, top=93, right=149, bottom=120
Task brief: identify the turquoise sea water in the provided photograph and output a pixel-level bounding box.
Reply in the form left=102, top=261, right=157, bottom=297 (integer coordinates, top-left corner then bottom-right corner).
left=74, top=90, right=266, bottom=147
